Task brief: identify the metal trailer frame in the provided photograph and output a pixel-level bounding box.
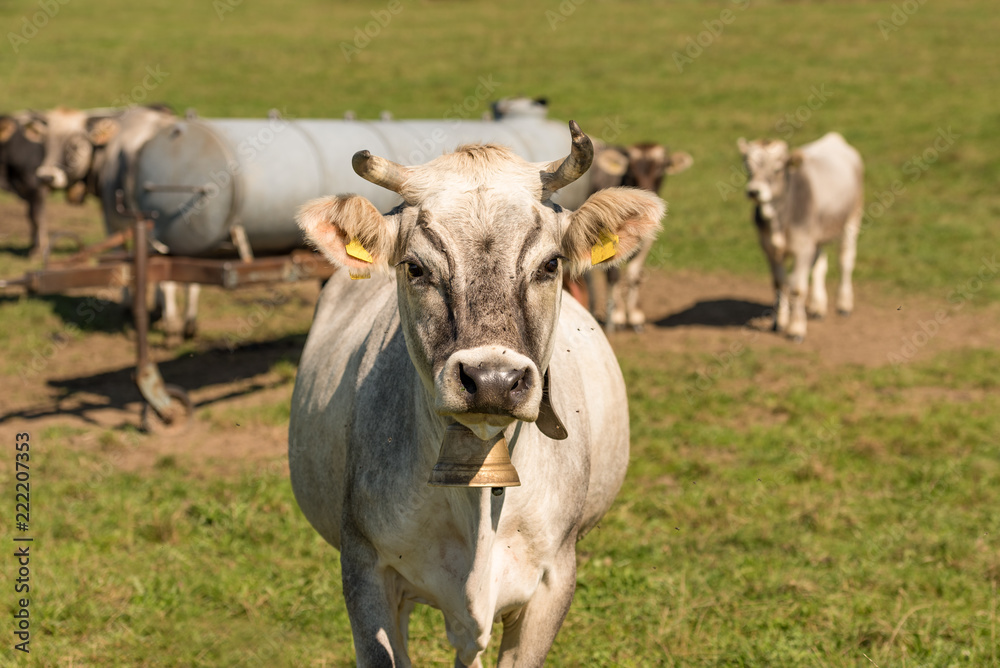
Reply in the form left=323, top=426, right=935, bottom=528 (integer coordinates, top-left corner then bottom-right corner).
left=0, top=217, right=335, bottom=433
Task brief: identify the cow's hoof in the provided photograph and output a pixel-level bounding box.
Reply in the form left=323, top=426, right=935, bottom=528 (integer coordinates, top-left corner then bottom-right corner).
left=630, top=324, right=644, bottom=333
left=837, top=309, right=852, bottom=317
left=140, top=384, right=193, bottom=435
left=183, top=322, right=198, bottom=340
left=807, top=312, right=826, bottom=321
left=789, top=334, right=805, bottom=344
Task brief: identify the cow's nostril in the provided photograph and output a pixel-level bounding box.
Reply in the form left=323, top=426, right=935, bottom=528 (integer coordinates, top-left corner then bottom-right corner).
left=508, top=368, right=527, bottom=396
left=459, top=364, right=478, bottom=395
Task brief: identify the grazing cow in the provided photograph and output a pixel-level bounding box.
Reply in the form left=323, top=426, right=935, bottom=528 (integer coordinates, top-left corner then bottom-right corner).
left=585, top=141, right=692, bottom=331
left=737, top=133, right=863, bottom=341
left=0, top=112, right=48, bottom=258
left=290, top=122, right=664, bottom=667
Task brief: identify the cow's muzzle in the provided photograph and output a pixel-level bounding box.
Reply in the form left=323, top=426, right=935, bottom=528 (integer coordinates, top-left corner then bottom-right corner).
left=436, top=346, right=543, bottom=434
left=36, top=166, right=67, bottom=190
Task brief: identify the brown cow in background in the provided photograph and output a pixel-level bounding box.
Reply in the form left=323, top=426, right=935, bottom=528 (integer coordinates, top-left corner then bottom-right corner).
left=584, top=140, right=693, bottom=331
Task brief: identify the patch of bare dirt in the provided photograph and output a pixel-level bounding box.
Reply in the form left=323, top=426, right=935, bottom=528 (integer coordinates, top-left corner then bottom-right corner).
left=616, top=267, right=1000, bottom=369
left=2, top=191, right=998, bottom=479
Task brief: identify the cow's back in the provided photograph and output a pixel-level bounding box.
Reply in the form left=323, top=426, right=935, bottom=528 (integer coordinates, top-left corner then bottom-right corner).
left=798, top=132, right=864, bottom=224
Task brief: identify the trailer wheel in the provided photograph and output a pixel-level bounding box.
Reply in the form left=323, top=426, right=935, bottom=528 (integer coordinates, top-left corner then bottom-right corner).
left=141, top=384, right=193, bottom=434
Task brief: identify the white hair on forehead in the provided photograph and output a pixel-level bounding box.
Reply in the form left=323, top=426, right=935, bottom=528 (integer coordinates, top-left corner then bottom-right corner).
left=400, top=143, right=546, bottom=202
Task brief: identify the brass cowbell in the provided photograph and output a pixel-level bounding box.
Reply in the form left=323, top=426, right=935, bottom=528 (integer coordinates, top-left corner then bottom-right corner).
left=428, top=423, right=521, bottom=488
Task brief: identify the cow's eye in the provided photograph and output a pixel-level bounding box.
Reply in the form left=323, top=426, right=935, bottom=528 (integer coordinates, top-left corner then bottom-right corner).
left=405, top=262, right=424, bottom=279
left=537, top=255, right=561, bottom=280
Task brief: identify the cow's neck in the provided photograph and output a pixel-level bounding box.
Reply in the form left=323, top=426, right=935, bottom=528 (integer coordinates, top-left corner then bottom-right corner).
left=86, top=145, right=108, bottom=198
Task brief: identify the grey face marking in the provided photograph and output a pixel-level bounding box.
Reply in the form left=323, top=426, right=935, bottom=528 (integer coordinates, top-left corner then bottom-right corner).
left=396, top=195, right=562, bottom=386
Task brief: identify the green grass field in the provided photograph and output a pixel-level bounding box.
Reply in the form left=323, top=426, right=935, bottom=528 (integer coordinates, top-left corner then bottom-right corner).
left=2, top=0, right=999, bottom=665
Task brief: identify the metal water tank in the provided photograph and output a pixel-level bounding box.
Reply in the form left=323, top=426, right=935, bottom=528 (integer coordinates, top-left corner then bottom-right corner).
left=134, top=112, right=590, bottom=257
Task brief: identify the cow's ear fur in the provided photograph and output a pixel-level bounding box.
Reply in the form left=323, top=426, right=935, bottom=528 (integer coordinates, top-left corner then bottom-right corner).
left=786, top=150, right=804, bottom=170
left=23, top=119, right=46, bottom=144
left=562, top=187, right=665, bottom=277
left=0, top=117, right=17, bottom=143
left=297, top=195, right=397, bottom=273
left=86, top=117, right=120, bottom=147
left=666, top=151, right=694, bottom=175
left=737, top=137, right=749, bottom=155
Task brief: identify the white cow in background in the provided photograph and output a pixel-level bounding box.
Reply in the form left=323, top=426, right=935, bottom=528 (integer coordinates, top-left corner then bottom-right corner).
left=738, top=132, right=864, bottom=341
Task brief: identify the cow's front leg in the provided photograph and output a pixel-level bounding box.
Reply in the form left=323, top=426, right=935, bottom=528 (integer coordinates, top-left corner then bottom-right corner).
left=807, top=249, right=829, bottom=319
left=605, top=265, right=623, bottom=332
left=496, top=548, right=577, bottom=667
left=837, top=213, right=861, bottom=316
left=622, top=240, right=653, bottom=330
left=767, top=256, right=790, bottom=332
left=27, top=190, right=47, bottom=260
left=786, top=251, right=813, bottom=341
left=341, top=538, right=409, bottom=668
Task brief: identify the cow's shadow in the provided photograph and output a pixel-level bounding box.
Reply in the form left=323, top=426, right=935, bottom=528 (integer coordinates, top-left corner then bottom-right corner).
left=654, top=298, right=773, bottom=329
left=2, top=334, right=307, bottom=428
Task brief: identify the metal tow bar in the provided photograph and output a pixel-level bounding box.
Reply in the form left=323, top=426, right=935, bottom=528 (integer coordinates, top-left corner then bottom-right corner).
left=132, top=217, right=193, bottom=433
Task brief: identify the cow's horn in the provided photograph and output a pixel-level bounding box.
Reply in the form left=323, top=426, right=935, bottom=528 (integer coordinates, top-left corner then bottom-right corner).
left=352, top=150, right=411, bottom=194
left=542, top=120, right=594, bottom=193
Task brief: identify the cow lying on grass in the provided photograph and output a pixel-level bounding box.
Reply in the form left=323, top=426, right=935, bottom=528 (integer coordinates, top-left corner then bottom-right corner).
left=290, top=122, right=664, bottom=667
left=738, top=132, right=864, bottom=341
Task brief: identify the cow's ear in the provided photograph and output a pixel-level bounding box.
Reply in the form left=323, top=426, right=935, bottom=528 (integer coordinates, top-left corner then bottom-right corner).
left=22, top=119, right=46, bottom=144
left=86, top=117, right=120, bottom=147
left=561, top=187, right=665, bottom=277
left=0, top=117, right=17, bottom=143
left=297, top=195, right=398, bottom=277
left=786, top=150, right=804, bottom=170
left=737, top=137, right=749, bottom=155
left=666, top=151, right=694, bottom=175
left=594, top=147, right=629, bottom=178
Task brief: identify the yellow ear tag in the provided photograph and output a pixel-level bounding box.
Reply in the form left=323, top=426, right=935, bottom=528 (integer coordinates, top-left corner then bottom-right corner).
left=591, top=231, right=619, bottom=265
left=346, top=237, right=373, bottom=263
left=345, top=237, right=373, bottom=279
